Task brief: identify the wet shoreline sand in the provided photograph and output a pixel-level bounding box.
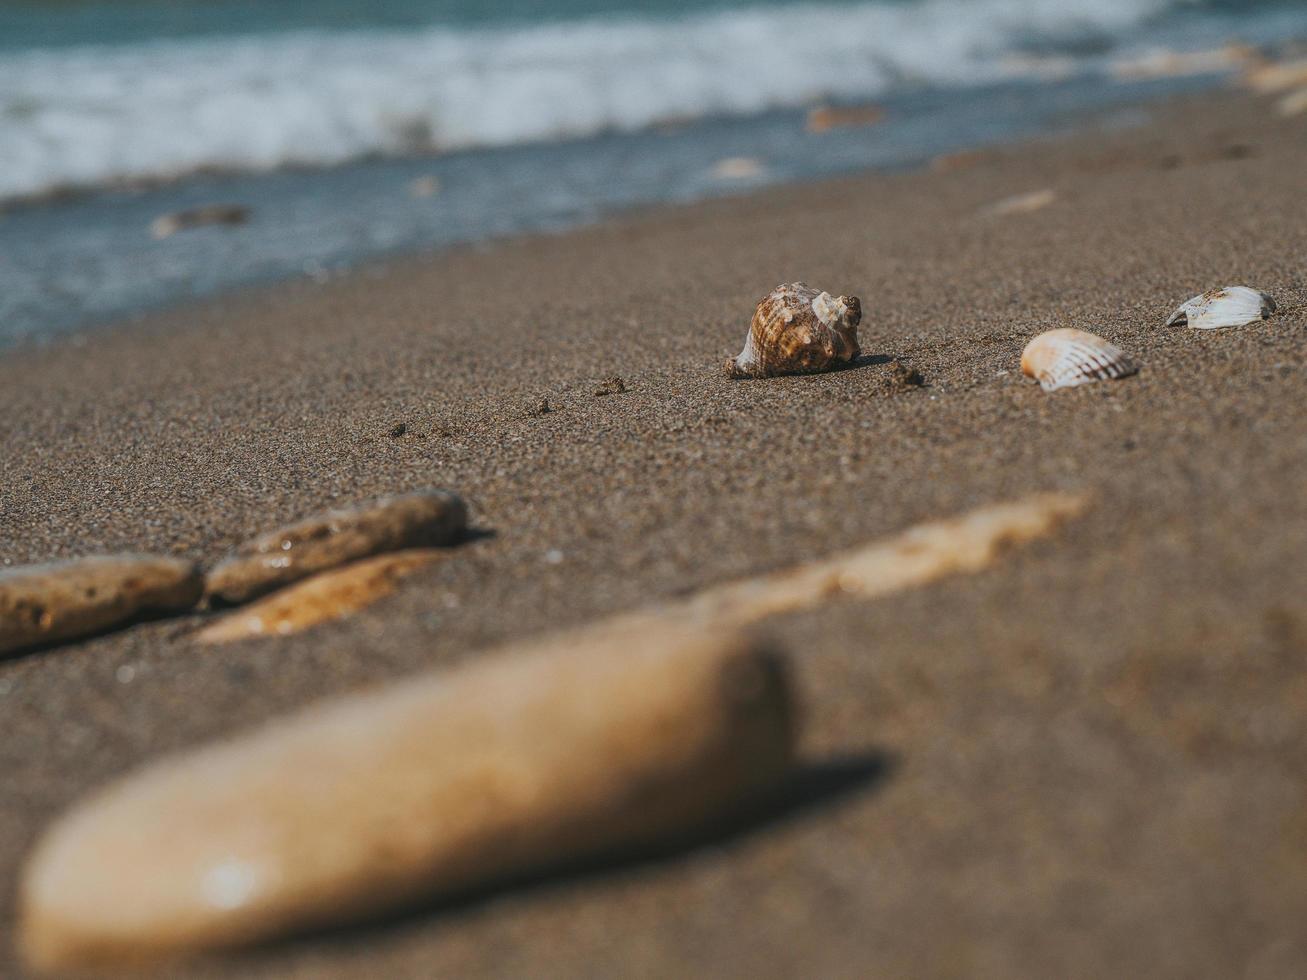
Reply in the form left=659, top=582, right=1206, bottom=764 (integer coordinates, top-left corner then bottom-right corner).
left=2, top=89, right=1306, bottom=977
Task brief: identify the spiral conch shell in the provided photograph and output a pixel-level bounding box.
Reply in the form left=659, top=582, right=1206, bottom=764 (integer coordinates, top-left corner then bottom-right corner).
left=1021, top=328, right=1138, bottom=392
left=1164, top=285, right=1276, bottom=330
left=726, top=282, right=861, bottom=378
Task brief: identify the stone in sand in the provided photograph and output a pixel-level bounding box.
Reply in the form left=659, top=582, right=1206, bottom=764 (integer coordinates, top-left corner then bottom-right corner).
left=0, top=555, right=202, bottom=657
left=711, top=157, right=764, bottom=180
left=194, top=550, right=444, bottom=644
left=1277, top=87, right=1307, bottom=117
left=205, top=490, right=466, bottom=605
left=981, top=189, right=1056, bottom=217
left=805, top=103, right=884, bottom=134
left=19, top=624, right=794, bottom=971
left=150, top=205, right=250, bottom=240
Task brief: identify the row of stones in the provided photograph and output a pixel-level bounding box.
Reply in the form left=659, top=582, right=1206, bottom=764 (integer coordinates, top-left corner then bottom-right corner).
left=14, top=493, right=1086, bottom=973
left=0, top=490, right=467, bottom=658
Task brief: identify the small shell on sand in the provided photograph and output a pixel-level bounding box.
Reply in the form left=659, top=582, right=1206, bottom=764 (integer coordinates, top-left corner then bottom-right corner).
left=19, top=625, right=793, bottom=971
left=982, top=189, right=1056, bottom=217
left=0, top=556, right=202, bottom=657
left=1021, top=329, right=1138, bottom=392
left=194, top=551, right=444, bottom=645
left=726, top=282, right=861, bottom=379
left=1165, top=285, right=1276, bottom=330
left=205, top=491, right=466, bottom=605
left=150, top=205, right=250, bottom=240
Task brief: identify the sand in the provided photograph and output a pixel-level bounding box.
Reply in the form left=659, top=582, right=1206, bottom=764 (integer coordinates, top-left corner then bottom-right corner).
left=1, top=89, right=1305, bottom=977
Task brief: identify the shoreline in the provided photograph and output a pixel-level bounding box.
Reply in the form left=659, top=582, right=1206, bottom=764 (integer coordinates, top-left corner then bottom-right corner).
left=0, top=70, right=1238, bottom=350
left=3, top=87, right=1307, bottom=977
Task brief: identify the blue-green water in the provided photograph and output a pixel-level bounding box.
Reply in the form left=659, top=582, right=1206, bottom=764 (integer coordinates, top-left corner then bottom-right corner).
left=1, top=0, right=1304, bottom=344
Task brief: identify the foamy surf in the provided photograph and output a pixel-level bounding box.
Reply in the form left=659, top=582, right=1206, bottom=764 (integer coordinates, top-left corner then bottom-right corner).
left=0, top=0, right=1191, bottom=202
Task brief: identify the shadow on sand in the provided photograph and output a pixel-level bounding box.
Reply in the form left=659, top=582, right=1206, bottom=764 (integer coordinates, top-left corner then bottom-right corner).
left=241, top=751, right=895, bottom=961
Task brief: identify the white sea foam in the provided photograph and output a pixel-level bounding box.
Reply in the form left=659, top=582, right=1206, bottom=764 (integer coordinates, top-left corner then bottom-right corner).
left=0, top=0, right=1183, bottom=201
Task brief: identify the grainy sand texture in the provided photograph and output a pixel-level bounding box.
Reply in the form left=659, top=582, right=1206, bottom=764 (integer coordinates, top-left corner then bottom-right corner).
left=2, top=90, right=1306, bottom=978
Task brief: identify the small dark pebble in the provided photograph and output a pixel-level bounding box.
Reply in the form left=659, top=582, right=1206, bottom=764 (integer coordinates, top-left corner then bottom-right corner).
left=593, top=377, right=627, bottom=397
left=887, top=360, right=925, bottom=390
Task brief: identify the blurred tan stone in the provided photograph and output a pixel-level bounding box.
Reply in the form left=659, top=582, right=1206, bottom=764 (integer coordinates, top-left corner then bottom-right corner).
left=1243, top=56, right=1307, bottom=94
left=20, top=624, right=793, bottom=972
left=150, top=205, right=250, bottom=239
left=805, top=103, right=884, bottom=134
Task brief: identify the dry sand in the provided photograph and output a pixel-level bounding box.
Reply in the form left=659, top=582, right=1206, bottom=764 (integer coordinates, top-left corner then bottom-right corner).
left=1, top=90, right=1306, bottom=978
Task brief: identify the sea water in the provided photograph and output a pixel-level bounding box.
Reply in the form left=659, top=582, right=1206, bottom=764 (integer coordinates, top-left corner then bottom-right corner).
left=1, top=0, right=1304, bottom=345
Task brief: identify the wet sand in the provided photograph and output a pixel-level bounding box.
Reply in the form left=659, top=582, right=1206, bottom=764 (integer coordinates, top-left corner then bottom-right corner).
left=2, top=89, right=1306, bottom=978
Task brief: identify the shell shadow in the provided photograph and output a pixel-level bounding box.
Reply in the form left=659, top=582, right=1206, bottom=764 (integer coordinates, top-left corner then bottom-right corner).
left=240, top=752, right=894, bottom=959
left=850, top=353, right=894, bottom=370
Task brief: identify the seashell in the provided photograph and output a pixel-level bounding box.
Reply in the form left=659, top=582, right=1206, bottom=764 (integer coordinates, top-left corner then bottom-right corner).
left=726, top=282, right=861, bottom=379
left=1020, top=328, right=1138, bottom=392
left=20, top=623, right=793, bottom=970
left=1164, top=285, right=1276, bottom=330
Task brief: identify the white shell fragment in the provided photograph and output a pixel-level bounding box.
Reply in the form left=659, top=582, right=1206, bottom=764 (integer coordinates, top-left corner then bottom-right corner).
left=1020, top=328, right=1139, bottom=392
left=1165, top=285, right=1276, bottom=330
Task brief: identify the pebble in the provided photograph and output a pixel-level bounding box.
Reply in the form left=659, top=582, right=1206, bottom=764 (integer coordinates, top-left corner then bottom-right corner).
left=981, top=189, right=1057, bottom=217
left=150, top=205, right=250, bottom=240
left=195, top=550, right=444, bottom=644
left=710, top=157, right=765, bottom=180
left=19, top=624, right=793, bottom=971
left=0, top=556, right=203, bottom=657
left=805, top=103, right=884, bottom=133
left=205, top=491, right=466, bottom=605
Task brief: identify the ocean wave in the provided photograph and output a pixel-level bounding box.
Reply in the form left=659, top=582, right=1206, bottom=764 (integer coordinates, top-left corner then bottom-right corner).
left=0, top=0, right=1191, bottom=201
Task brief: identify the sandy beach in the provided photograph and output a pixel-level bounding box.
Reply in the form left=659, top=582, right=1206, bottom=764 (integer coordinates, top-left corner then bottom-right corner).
left=2, top=88, right=1306, bottom=977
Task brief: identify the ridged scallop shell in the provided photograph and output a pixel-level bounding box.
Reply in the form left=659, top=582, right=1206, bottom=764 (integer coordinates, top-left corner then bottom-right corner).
left=726, top=282, right=861, bottom=379
left=1021, top=329, right=1138, bottom=392
left=1164, top=285, right=1276, bottom=330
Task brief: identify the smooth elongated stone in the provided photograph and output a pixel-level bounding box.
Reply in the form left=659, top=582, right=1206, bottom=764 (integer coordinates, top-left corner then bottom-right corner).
left=0, top=555, right=202, bottom=657
left=20, top=625, right=794, bottom=971
left=206, top=491, right=466, bottom=605
left=195, top=550, right=444, bottom=644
